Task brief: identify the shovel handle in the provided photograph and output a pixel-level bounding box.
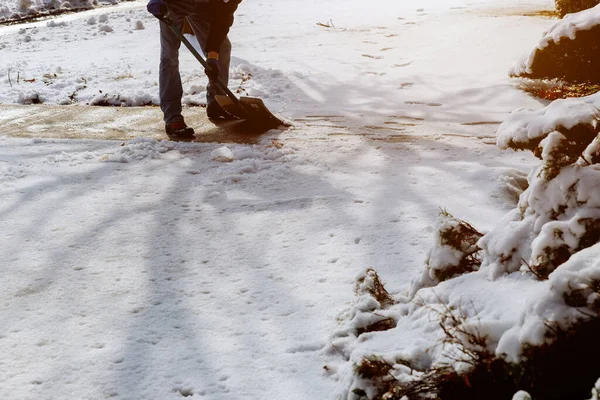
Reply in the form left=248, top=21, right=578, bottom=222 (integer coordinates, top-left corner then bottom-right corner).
left=163, top=18, right=241, bottom=107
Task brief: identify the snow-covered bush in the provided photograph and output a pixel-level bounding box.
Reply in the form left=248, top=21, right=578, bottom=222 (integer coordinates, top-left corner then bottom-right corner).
left=332, top=268, right=398, bottom=342
left=511, top=4, right=600, bottom=83
left=330, top=92, right=600, bottom=400
left=555, top=0, right=600, bottom=17
left=480, top=92, right=600, bottom=279
left=410, top=211, right=483, bottom=295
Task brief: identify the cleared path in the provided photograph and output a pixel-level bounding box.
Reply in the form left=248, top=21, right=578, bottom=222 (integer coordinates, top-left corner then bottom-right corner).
left=0, top=105, right=274, bottom=144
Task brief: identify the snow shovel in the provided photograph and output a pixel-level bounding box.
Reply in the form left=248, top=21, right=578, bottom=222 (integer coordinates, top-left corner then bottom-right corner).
left=163, top=18, right=286, bottom=129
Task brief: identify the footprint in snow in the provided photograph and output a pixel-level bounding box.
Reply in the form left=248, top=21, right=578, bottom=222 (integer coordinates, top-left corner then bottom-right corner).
left=362, top=54, right=383, bottom=59
left=286, top=342, right=325, bottom=354
left=405, top=101, right=442, bottom=107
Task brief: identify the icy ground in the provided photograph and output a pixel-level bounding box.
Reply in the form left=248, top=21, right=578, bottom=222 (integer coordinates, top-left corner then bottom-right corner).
left=0, top=0, right=558, bottom=399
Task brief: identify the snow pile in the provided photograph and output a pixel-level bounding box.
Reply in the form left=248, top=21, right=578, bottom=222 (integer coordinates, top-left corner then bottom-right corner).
left=17, top=90, right=43, bottom=105
left=210, top=142, right=298, bottom=184
left=100, top=137, right=178, bottom=163
left=89, top=91, right=155, bottom=107
left=1, top=164, right=29, bottom=180
left=0, top=0, right=128, bottom=23
left=45, top=149, right=98, bottom=165
left=210, top=146, right=234, bottom=162
left=510, top=4, right=600, bottom=77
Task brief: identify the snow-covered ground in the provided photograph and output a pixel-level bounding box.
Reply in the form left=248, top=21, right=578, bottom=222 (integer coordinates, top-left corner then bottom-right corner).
left=1, top=0, right=552, bottom=127
left=0, top=0, right=564, bottom=399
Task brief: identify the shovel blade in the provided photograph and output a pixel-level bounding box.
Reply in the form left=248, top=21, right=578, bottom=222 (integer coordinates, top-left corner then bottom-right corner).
left=215, top=95, right=286, bottom=129
left=214, top=95, right=247, bottom=120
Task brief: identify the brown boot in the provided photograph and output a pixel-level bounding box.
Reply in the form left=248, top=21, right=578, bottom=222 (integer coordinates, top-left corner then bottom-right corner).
left=165, top=120, right=195, bottom=138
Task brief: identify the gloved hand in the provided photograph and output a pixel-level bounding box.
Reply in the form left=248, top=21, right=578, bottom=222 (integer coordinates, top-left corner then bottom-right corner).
left=205, top=58, right=220, bottom=82
left=147, top=0, right=168, bottom=19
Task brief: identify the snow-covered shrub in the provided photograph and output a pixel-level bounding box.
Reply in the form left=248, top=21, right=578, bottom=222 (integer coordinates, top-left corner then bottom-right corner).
left=548, top=243, right=600, bottom=311
left=511, top=5, right=600, bottom=83
left=555, top=0, right=600, bottom=17
left=480, top=92, right=600, bottom=279
left=410, top=211, right=483, bottom=295
left=330, top=92, right=600, bottom=400
left=330, top=269, right=399, bottom=361
left=356, top=268, right=396, bottom=309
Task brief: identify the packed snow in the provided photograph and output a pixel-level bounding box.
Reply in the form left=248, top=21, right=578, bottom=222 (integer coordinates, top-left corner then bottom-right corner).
left=5, top=0, right=598, bottom=399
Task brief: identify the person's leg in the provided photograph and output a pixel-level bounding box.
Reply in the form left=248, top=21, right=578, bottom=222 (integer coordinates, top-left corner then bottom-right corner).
left=186, top=14, right=232, bottom=111
left=158, top=0, right=197, bottom=125
left=159, top=15, right=185, bottom=124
